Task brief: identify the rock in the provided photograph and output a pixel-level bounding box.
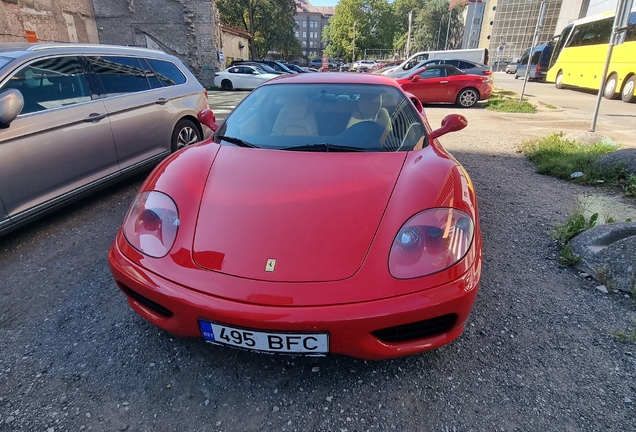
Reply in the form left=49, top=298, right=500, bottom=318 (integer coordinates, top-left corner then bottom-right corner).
left=570, top=222, right=636, bottom=292
left=596, top=285, right=609, bottom=294
left=562, top=131, right=616, bottom=146
left=593, top=148, right=636, bottom=176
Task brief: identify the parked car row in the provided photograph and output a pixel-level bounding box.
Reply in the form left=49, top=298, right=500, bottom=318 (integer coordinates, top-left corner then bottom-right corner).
left=0, top=42, right=211, bottom=237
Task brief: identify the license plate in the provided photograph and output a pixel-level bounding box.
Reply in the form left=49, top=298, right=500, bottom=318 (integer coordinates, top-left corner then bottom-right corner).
left=198, top=320, right=329, bottom=355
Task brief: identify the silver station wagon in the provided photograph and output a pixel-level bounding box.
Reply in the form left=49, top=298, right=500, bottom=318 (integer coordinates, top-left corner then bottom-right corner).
left=0, top=43, right=211, bottom=236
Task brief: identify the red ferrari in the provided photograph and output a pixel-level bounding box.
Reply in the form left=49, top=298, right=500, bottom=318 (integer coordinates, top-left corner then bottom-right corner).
left=108, top=73, right=482, bottom=360
left=396, top=64, right=493, bottom=108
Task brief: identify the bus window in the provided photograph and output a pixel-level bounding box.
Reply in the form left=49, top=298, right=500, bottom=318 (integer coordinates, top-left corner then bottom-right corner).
left=550, top=25, right=572, bottom=69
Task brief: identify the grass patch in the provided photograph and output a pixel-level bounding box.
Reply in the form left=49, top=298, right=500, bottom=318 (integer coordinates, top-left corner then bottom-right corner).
left=551, top=210, right=598, bottom=244
left=611, top=318, right=636, bottom=343
left=539, top=101, right=557, bottom=109
left=486, top=95, right=536, bottom=113
left=518, top=133, right=632, bottom=189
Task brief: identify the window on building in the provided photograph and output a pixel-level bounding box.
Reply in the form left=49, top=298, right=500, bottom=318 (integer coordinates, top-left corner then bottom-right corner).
left=302, top=40, right=307, bottom=47
left=295, top=21, right=299, bottom=27
left=303, top=21, right=307, bottom=27
left=295, top=31, right=299, bottom=37
left=473, top=18, right=481, bottom=25
left=303, top=31, right=307, bottom=38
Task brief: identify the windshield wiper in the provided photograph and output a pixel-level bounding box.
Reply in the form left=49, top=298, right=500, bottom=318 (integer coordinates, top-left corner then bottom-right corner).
left=216, top=135, right=259, bottom=148
left=281, top=143, right=367, bottom=152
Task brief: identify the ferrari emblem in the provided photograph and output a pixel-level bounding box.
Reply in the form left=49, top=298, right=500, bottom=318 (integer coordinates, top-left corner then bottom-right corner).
left=265, top=258, right=276, bottom=272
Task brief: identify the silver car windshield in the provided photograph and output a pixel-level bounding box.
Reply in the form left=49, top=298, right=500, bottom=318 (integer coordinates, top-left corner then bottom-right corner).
left=215, top=83, right=426, bottom=152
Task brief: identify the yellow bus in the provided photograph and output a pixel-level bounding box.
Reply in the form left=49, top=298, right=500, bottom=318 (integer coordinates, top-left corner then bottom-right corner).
left=546, top=6, right=636, bottom=103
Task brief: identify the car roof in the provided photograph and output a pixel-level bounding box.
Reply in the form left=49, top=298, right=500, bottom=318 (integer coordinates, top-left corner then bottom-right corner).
left=0, top=42, right=173, bottom=61
left=261, top=72, right=402, bottom=88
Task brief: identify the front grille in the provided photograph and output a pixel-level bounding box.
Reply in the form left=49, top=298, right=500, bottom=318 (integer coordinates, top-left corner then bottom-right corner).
left=372, top=314, right=457, bottom=343
left=118, top=283, right=174, bottom=318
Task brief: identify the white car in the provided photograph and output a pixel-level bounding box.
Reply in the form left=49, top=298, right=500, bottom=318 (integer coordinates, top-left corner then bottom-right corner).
left=214, top=65, right=278, bottom=90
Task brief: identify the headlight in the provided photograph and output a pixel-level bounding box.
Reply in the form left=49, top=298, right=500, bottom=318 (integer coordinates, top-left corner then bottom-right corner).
left=122, top=191, right=179, bottom=258
left=389, top=208, right=474, bottom=279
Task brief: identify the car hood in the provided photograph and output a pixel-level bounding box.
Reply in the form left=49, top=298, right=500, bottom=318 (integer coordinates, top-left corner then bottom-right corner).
left=192, top=147, right=407, bottom=282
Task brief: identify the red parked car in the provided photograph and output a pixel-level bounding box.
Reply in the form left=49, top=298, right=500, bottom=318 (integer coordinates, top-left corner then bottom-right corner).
left=396, top=64, right=493, bottom=108
left=108, top=73, right=483, bottom=360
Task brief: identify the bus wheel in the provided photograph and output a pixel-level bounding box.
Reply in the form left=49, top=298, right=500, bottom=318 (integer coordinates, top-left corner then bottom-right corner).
left=622, top=76, right=635, bottom=103
left=603, top=74, right=618, bottom=99
left=555, top=71, right=564, bottom=89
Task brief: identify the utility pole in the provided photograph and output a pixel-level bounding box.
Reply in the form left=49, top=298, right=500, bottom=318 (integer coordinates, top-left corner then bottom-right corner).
left=445, top=9, right=452, bottom=50
left=520, top=1, right=547, bottom=102
left=352, top=20, right=356, bottom=63
left=591, top=0, right=633, bottom=131
left=406, top=10, right=413, bottom=58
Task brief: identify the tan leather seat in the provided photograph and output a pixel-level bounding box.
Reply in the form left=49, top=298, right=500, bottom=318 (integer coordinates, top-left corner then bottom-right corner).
left=272, top=94, right=318, bottom=136
left=347, top=93, right=391, bottom=143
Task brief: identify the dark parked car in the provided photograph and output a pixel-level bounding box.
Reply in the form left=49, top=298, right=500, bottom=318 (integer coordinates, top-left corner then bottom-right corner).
left=0, top=43, right=210, bottom=236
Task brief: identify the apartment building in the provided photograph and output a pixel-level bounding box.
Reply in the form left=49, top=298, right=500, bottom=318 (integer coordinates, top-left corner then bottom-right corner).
left=294, top=0, right=334, bottom=59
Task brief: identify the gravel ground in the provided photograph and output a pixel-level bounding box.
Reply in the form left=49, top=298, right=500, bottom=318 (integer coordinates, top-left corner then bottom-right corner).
left=1, top=97, right=635, bottom=432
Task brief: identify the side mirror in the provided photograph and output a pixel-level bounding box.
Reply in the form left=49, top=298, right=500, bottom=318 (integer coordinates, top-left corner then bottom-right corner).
left=0, top=89, right=24, bottom=127
left=410, top=74, right=421, bottom=82
left=197, top=108, right=220, bottom=132
left=430, top=114, right=468, bottom=140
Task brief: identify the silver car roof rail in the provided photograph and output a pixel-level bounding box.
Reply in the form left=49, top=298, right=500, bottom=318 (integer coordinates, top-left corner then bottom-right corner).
left=27, top=43, right=165, bottom=54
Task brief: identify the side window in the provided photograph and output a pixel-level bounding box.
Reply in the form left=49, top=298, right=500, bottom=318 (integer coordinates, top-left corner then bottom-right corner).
left=457, top=61, right=472, bottom=69
left=228, top=67, right=239, bottom=74
left=88, top=56, right=150, bottom=96
left=138, top=58, right=163, bottom=89
left=418, top=68, right=445, bottom=79
left=0, top=56, right=91, bottom=115
left=145, top=59, right=187, bottom=86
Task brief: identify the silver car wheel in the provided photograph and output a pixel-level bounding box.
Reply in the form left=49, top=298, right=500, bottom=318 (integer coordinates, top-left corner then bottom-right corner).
left=457, top=88, right=478, bottom=108
left=171, top=119, right=202, bottom=152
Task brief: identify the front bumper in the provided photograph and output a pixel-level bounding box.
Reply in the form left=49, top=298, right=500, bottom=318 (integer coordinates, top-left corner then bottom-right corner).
left=109, top=241, right=481, bottom=360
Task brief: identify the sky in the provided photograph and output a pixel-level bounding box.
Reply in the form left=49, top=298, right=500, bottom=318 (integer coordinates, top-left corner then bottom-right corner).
left=310, top=0, right=339, bottom=6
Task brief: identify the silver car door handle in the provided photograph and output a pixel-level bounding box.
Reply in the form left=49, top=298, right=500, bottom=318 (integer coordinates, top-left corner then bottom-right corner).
left=83, top=113, right=107, bottom=122
left=440, top=81, right=449, bottom=84
left=156, top=98, right=167, bottom=105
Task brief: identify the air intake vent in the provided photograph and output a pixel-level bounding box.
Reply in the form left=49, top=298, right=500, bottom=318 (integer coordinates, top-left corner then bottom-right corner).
left=372, top=314, right=457, bottom=343
left=118, top=283, right=174, bottom=318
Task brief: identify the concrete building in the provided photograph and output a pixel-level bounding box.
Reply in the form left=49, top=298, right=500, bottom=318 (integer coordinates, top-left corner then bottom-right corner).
left=465, top=0, right=590, bottom=65
left=218, top=24, right=250, bottom=69
left=91, top=0, right=220, bottom=86
left=0, top=0, right=99, bottom=44
left=294, top=0, right=334, bottom=59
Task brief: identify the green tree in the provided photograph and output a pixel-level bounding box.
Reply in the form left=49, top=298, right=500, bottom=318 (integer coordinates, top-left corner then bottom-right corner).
left=217, top=0, right=301, bottom=59
left=323, top=0, right=397, bottom=62
left=411, top=0, right=465, bottom=52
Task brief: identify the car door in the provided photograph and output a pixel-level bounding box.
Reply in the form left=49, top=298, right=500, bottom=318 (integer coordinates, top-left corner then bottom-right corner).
left=87, top=55, right=173, bottom=169
left=404, top=67, right=448, bottom=103
left=226, top=67, right=245, bottom=88
left=0, top=56, right=119, bottom=222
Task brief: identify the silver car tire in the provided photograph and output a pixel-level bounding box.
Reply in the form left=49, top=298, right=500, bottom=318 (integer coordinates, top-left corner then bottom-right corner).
left=603, top=73, right=618, bottom=99
left=456, top=88, right=479, bottom=108
left=171, top=119, right=202, bottom=152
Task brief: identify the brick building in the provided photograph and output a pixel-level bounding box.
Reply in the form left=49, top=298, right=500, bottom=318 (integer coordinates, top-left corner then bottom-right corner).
left=91, top=0, right=220, bottom=86
left=0, top=0, right=99, bottom=43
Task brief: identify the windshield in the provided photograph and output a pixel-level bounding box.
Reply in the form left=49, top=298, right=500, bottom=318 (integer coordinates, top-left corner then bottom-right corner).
left=215, top=83, right=426, bottom=152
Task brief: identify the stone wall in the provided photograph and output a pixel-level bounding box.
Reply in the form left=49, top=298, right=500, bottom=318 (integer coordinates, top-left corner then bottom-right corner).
left=0, top=0, right=99, bottom=43
left=91, top=0, right=220, bottom=86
